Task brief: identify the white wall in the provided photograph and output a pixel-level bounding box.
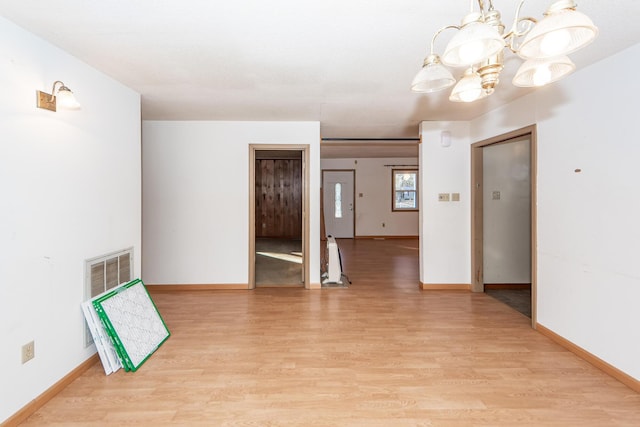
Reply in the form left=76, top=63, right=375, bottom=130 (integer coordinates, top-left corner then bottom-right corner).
left=483, top=137, right=531, bottom=283
left=473, top=43, right=640, bottom=380
left=0, top=17, right=141, bottom=423
left=421, top=42, right=640, bottom=380
left=142, top=121, right=321, bottom=286
left=419, top=122, right=471, bottom=284
left=321, top=157, right=419, bottom=236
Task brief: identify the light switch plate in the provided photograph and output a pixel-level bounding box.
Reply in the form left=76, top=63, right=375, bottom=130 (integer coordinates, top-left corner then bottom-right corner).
left=22, top=341, right=35, bottom=364
left=438, top=193, right=450, bottom=202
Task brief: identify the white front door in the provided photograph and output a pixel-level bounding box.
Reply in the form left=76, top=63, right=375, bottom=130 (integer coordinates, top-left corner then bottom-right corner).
left=323, top=170, right=355, bottom=238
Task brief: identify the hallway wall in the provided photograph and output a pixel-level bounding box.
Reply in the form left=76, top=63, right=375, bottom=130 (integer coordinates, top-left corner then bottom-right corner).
left=419, top=121, right=471, bottom=284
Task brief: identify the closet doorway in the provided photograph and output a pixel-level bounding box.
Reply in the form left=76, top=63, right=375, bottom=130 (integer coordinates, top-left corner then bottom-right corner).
left=471, top=125, right=537, bottom=326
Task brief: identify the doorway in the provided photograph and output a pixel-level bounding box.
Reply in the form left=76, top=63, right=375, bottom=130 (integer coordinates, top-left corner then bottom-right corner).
left=471, top=125, right=537, bottom=326
left=249, top=145, right=310, bottom=289
left=322, top=170, right=355, bottom=238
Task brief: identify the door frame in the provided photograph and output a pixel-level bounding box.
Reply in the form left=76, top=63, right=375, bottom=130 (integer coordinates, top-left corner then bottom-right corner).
left=249, top=144, right=310, bottom=289
left=321, top=169, right=356, bottom=238
left=471, top=124, right=538, bottom=327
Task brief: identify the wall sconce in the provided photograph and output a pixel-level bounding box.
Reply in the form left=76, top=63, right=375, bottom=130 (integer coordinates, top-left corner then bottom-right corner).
left=440, top=130, right=452, bottom=147
left=36, top=81, right=81, bottom=112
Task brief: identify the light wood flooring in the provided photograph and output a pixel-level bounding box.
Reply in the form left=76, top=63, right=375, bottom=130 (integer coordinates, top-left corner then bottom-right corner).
left=19, top=238, right=640, bottom=426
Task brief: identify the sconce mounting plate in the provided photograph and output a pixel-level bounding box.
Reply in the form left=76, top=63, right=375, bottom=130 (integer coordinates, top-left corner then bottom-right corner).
left=36, top=90, right=56, bottom=112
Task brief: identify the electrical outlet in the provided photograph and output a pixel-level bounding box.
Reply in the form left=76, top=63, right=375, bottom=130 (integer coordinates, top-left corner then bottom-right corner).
left=438, top=193, right=450, bottom=202
left=22, top=341, right=35, bottom=364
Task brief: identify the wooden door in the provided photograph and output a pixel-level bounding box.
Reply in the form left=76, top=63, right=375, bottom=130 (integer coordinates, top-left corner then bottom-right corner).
left=255, top=158, right=302, bottom=238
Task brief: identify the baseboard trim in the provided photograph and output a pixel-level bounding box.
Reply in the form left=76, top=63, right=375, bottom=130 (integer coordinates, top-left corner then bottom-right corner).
left=146, top=284, right=325, bottom=291
left=536, top=324, right=640, bottom=393
left=420, top=282, right=471, bottom=291
left=146, top=284, right=250, bottom=291
left=2, top=354, right=99, bottom=427
left=355, top=235, right=419, bottom=240
left=484, top=283, right=531, bottom=290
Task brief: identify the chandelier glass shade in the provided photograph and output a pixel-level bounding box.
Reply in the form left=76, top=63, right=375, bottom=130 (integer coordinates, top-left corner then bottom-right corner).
left=518, top=2, right=598, bottom=59
left=411, top=54, right=456, bottom=93
left=442, top=13, right=505, bottom=67
left=411, top=0, right=598, bottom=100
left=512, top=56, right=575, bottom=87
left=449, top=68, right=490, bottom=103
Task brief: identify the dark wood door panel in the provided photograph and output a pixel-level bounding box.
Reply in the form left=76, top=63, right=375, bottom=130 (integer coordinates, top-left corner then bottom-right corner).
left=255, top=159, right=302, bottom=238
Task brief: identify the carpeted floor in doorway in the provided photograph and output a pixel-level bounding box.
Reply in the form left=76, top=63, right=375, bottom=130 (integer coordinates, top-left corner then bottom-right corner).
left=485, top=289, right=531, bottom=318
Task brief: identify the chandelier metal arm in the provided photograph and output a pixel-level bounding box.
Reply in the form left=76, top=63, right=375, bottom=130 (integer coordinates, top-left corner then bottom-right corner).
left=476, top=0, right=497, bottom=16
left=476, top=0, right=497, bottom=12
left=503, top=0, right=538, bottom=53
left=429, top=25, right=460, bottom=55
left=473, top=0, right=496, bottom=21
left=510, top=17, right=538, bottom=37
left=504, top=17, right=537, bottom=53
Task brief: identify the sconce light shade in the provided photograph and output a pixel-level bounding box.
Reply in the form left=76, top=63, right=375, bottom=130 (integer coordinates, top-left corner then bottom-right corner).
left=513, top=56, right=575, bottom=87
left=36, top=81, right=81, bottom=112
left=518, top=1, right=598, bottom=60
left=55, top=85, right=81, bottom=110
left=440, top=131, right=451, bottom=147
left=411, top=54, right=456, bottom=93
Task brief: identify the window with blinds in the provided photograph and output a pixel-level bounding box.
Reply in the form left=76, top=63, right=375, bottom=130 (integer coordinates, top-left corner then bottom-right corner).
left=392, top=169, right=418, bottom=211
left=84, top=248, right=133, bottom=347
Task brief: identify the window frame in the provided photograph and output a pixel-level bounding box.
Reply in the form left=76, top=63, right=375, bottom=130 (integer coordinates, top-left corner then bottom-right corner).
left=392, top=169, right=419, bottom=212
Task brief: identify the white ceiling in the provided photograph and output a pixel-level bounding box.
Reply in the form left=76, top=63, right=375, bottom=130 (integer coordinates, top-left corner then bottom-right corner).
left=2, top=0, right=639, bottom=155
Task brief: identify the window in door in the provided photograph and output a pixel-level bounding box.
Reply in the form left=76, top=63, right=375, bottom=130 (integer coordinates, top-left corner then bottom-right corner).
left=392, top=169, right=418, bottom=211
left=334, top=183, right=343, bottom=218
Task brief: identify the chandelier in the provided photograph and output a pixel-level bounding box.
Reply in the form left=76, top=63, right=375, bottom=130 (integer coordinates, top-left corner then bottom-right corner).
left=411, top=0, right=598, bottom=102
